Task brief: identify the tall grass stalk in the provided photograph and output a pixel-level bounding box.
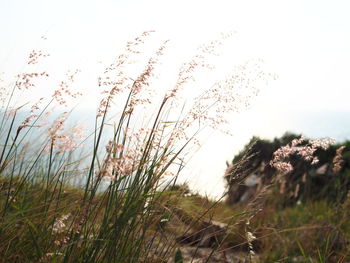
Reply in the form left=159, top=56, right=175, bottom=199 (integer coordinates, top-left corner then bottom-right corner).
left=0, top=31, right=272, bottom=263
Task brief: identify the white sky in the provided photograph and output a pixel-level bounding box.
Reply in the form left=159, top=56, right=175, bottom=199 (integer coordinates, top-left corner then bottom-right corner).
left=1, top=0, right=350, bottom=197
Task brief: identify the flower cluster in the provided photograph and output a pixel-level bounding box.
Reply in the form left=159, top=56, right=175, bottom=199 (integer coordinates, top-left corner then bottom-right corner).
left=166, top=36, right=224, bottom=100
left=15, top=71, right=49, bottom=90
left=246, top=231, right=256, bottom=256
left=98, top=139, right=138, bottom=180
left=72, top=205, right=89, bottom=235
left=333, top=145, right=346, bottom=174
left=52, top=213, right=70, bottom=234
left=98, top=123, right=173, bottom=181
left=47, top=113, right=85, bottom=153
left=52, top=69, right=83, bottom=106
left=27, top=49, right=49, bottom=65
left=17, top=98, right=45, bottom=133
left=270, top=136, right=335, bottom=174
left=97, top=31, right=155, bottom=117
left=15, top=49, right=50, bottom=90
left=125, top=40, right=169, bottom=114
left=185, top=60, right=266, bottom=133
left=167, top=60, right=272, bottom=146
left=0, top=72, right=8, bottom=105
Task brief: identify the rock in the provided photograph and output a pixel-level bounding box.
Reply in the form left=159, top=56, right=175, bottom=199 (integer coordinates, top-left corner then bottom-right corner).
left=176, top=220, right=227, bottom=248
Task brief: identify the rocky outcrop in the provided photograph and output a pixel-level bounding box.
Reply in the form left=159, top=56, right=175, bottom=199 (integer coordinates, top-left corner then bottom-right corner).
left=225, top=134, right=350, bottom=206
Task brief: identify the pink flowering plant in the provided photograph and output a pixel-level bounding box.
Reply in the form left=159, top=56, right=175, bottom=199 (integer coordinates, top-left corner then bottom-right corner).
left=270, top=136, right=335, bottom=174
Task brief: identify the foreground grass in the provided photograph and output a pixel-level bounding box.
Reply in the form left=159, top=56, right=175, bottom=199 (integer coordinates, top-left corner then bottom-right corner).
left=0, top=176, right=179, bottom=263
left=0, top=177, right=83, bottom=261
left=1, top=175, right=350, bottom=262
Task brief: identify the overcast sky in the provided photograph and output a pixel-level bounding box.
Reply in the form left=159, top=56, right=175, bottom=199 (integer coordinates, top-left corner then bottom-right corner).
left=2, top=0, right=350, bottom=110
left=1, top=0, right=350, bottom=197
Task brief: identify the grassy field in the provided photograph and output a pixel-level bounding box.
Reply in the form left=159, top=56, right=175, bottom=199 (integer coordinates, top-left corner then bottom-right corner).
left=1, top=176, right=349, bottom=262
left=1, top=32, right=349, bottom=262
